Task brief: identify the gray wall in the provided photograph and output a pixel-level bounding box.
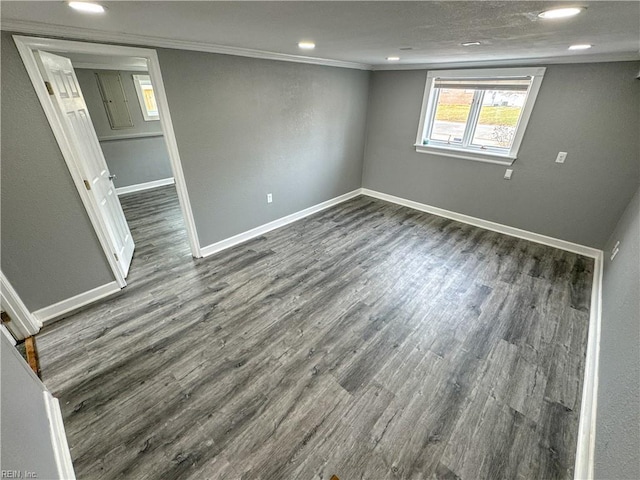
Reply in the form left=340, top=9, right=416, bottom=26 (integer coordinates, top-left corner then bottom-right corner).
left=1, top=334, right=61, bottom=478
left=595, top=186, right=640, bottom=480
left=0, top=33, right=369, bottom=309
left=75, top=68, right=173, bottom=189
left=75, top=68, right=163, bottom=138
left=362, top=62, right=640, bottom=249
left=97, top=137, right=173, bottom=189
left=157, top=48, right=370, bottom=246
left=0, top=32, right=115, bottom=311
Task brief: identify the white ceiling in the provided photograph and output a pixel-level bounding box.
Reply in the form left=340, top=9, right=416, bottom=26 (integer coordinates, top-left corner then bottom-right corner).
left=2, top=1, right=639, bottom=70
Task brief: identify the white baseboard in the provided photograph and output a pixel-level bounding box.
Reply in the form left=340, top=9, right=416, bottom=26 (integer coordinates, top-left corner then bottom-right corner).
left=361, top=188, right=601, bottom=259
left=43, top=391, right=76, bottom=480
left=0, top=271, right=42, bottom=339
left=574, top=251, right=603, bottom=480
left=33, top=281, right=121, bottom=324
left=200, top=189, right=362, bottom=258
left=361, top=188, right=603, bottom=479
left=116, top=177, right=175, bottom=196
left=99, top=132, right=163, bottom=142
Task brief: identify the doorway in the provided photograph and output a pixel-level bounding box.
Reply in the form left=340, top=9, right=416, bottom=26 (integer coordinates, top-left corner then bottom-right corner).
left=13, top=36, right=202, bottom=289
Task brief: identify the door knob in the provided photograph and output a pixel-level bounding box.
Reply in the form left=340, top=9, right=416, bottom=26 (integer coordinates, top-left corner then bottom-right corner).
left=109, top=174, right=117, bottom=181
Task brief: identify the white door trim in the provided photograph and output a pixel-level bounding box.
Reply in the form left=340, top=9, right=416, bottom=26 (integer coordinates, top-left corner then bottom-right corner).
left=0, top=271, right=42, bottom=340
left=1, top=324, right=17, bottom=346
left=12, top=37, right=203, bottom=284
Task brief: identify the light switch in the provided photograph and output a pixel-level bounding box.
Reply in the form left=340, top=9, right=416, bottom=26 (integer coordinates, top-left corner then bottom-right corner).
left=504, top=168, right=514, bottom=180
left=611, top=240, right=621, bottom=261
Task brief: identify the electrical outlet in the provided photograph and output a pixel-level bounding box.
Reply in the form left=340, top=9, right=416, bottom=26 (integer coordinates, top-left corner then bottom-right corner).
left=556, top=152, right=568, bottom=163
left=267, top=193, right=273, bottom=204
left=504, top=168, right=513, bottom=180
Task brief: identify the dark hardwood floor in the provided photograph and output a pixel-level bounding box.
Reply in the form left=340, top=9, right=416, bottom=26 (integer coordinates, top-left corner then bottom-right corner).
left=36, top=186, right=593, bottom=480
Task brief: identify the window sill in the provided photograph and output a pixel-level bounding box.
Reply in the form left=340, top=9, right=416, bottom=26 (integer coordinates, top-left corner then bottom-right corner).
left=414, top=144, right=516, bottom=166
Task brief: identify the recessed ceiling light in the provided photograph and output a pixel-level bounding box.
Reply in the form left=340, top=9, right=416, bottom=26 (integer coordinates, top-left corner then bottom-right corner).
left=298, top=41, right=316, bottom=50
left=538, top=7, right=584, bottom=19
left=569, top=44, right=593, bottom=50
left=68, top=1, right=105, bottom=13
left=387, top=56, right=400, bottom=61
left=461, top=41, right=482, bottom=47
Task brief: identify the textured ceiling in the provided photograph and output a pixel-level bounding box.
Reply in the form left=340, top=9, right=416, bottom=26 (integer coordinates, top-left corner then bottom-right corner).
left=2, top=1, right=639, bottom=68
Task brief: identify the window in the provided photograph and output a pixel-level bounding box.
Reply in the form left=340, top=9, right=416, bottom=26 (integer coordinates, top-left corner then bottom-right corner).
left=132, top=74, right=159, bottom=121
left=415, top=67, right=545, bottom=165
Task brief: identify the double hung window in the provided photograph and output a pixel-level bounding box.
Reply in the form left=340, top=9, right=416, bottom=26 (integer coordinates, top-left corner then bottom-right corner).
left=415, top=67, right=546, bottom=164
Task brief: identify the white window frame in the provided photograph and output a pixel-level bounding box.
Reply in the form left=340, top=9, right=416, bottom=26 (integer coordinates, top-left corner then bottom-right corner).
left=132, top=74, right=159, bottom=121
left=415, top=67, right=546, bottom=165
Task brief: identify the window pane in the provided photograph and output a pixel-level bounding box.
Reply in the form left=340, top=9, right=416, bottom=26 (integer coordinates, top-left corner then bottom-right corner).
left=471, top=90, right=527, bottom=149
left=141, top=86, right=158, bottom=116
left=428, top=88, right=474, bottom=144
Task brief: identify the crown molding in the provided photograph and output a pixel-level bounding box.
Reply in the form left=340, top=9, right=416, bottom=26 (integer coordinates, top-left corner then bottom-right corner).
left=4, top=19, right=637, bottom=74
left=372, top=52, right=640, bottom=71
left=1, top=19, right=372, bottom=71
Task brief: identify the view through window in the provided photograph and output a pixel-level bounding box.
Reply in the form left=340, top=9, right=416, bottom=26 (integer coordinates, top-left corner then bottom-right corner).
left=430, top=87, right=527, bottom=149
left=132, top=74, right=159, bottom=121
left=416, top=68, right=546, bottom=163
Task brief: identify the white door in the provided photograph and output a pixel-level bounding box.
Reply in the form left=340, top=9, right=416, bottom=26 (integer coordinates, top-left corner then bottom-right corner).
left=35, top=51, right=134, bottom=278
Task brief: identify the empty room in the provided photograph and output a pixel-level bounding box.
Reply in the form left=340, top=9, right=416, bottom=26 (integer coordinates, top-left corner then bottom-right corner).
left=1, top=2, right=638, bottom=480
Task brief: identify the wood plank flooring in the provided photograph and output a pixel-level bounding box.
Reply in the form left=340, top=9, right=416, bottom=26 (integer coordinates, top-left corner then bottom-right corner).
left=36, top=186, right=593, bottom=480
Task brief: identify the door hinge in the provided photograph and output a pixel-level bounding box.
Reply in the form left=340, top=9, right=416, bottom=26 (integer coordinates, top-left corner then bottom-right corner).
left=83, top=179, right=91, bottom=190
left=44, top=81, right=54, bottom=95
left=114, top=253, right=119, bottom=261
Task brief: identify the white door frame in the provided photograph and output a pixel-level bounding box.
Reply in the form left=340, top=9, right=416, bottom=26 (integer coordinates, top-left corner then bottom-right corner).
left=13, top=35, right=202, bottom=289
left=0, top=271, right=42, bottom=340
